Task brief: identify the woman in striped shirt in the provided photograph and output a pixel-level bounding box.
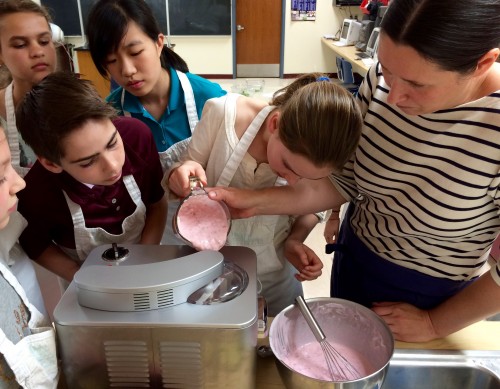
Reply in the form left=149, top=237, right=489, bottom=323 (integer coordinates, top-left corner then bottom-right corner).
left=208, top=0, right=500, bottom=342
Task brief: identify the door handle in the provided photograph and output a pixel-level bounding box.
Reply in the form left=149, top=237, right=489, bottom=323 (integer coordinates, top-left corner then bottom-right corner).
left=236, top=24, right=245, bottom=31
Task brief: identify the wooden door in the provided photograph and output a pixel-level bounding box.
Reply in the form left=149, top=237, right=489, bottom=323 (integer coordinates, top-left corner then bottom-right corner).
left=236, top=0, right=282, bottom=77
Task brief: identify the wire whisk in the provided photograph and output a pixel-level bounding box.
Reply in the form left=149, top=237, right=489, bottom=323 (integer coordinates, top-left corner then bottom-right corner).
left=295, top=296, right=361, bottom=382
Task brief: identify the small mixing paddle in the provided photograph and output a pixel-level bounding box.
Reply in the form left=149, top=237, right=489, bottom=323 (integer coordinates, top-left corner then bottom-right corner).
left=295, top=296, right=361, bottom=382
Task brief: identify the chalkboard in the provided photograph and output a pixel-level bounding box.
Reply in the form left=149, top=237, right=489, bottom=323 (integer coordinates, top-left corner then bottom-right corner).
left=41, top=0, right=81, bottom=36
left=168, top=0, right=231, bottom=36
left=41, top=0, right=96, bottom=36
left=148, top=0, right=169, bottom=34
left=42, top=0, right=231, bottom=37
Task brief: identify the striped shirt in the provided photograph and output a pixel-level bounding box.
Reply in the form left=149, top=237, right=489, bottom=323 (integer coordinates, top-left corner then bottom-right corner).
left=332, top=63, right=500, bottom=286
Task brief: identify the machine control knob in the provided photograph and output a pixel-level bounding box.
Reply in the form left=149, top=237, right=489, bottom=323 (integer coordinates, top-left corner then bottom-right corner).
left=101, top=243, right=129, bottom=263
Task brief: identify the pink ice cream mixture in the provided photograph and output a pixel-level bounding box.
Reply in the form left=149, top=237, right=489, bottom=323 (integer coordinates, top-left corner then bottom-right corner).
left=177, top=195, right=229, bottom=251
left=281, top=340, right=373, bottom=381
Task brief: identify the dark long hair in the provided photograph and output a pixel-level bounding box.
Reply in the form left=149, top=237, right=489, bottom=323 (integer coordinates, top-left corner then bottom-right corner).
left=381, top=0, right=500, bottom=74
left=85, top=0, right=188, bottom=78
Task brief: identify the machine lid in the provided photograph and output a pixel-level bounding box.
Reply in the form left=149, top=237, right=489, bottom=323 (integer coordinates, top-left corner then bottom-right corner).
left=74, top=248, right=224, bottom=293
left=187, top=261, right=249, bottom=305
left=54, top=246, right=259, bottom=328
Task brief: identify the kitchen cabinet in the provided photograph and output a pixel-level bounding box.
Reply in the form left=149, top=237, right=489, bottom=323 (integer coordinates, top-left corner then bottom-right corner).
left=75, top=47, right=110, bottom=99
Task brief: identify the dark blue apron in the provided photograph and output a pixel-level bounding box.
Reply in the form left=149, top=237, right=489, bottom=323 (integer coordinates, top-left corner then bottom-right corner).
left=329, top=203, right=474, bottom=310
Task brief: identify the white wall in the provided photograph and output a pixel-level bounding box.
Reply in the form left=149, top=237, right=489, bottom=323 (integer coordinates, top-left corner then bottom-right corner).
left=59, top=1, right=363, bottom=77
left=168, top=1, right=363, bottom=75
left=170, top=36, right=233, bottom=75
left=64, top=35, right=233, bottom=76
left=283, top=1, right=362, bottom=74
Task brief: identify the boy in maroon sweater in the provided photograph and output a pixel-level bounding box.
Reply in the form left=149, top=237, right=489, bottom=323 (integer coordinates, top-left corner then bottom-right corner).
left=16, top=72, right=166, bottom=282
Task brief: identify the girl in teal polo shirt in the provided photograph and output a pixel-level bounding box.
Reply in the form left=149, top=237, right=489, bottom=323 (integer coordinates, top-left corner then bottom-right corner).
left=85, top=0, right=227, bottom=172
left=86, top=0, right=226, bottom=244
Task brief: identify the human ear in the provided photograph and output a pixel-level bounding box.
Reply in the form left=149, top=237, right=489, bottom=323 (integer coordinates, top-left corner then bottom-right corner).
left=156, top=33, right=165, bottom=57
left=474, top=48, right=500, bottom=77
left=268, top=111, right=280, bottom=134
left=38, top=157, right=63, bottom=174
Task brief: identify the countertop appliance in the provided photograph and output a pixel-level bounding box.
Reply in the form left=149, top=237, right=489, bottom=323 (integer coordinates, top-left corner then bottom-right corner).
left=54, top=244, right=258, bottom=389
left=74, top=244, right=225, bottom=311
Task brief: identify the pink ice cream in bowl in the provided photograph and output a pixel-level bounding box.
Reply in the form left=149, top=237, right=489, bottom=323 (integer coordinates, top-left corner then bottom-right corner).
left=173, top=176, right=231, bottom=251
left=269, top=297, right=394, bottom=388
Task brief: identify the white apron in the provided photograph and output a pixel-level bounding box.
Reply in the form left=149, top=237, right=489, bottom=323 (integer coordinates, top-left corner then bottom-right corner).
left=4, top=82, right=33, bottom=178
left=121, top=71, right=198, bottom=245
left=0, top=212, right=48, bottom=318
left=217, top=94, right=303, bottom=315
left=121, top=70, right=198, bottom=171
left=3, top=85, right=48, bottom=315
left=60, top=175, right=146, bottom=262
left=0, top=262, right=58, bottom=389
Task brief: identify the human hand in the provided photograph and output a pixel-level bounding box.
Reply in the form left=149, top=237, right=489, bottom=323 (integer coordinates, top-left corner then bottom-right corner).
left=372, top=302, right=438, bottom=342
left=324, top=209, right=340, bottom=244
left=284, top=239, right=324, bottom=281
left=207, top=187, right=259, bottom=219
left=168, top=161, right=206, bottom=197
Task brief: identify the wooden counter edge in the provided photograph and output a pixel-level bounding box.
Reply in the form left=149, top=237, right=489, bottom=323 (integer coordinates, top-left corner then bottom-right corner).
left=395, top=320, right=500, bottom=351
left=261, top=317, right=500, bottom=351
left=320, top=37, right=370, bottom=77
left=256, top=319, right=500, bottom=389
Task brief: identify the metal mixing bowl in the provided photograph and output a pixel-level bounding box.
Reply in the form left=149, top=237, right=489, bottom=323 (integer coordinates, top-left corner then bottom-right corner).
left=270, top=297, right=394, bottom=388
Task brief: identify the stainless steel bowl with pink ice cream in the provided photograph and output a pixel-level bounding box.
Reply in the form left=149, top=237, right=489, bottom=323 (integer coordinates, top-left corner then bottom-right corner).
left=269, top=297, right=394, bottom=388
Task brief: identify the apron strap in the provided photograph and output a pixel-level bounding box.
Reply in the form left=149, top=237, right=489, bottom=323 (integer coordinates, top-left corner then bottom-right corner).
left=120, top=88, right=131, bottom=117
left=120, top=71, right=199, bottom=137
left=5, top=83, right=19, bottom=164
left=0, top=262, right=43, bottom=322
left=62, top=190, right=85, bottom=229
left=62, top=175, right=145, bottom=261
left=216, top=98, right=275, bottom=187
left=325, top=243, right=347, bottom=254
left=122, top=175, right=144, bottom=207
left=176, top=70, right=199, bottom=133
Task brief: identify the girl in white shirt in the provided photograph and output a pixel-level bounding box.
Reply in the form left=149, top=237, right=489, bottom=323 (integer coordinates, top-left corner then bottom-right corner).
left=165, top=73, right=362, bottom=315
left=0, top=126, right=59, bottom=388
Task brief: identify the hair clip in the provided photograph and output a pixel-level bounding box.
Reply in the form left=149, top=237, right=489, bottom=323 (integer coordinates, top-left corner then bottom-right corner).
left=316, top=76, right=330, bottom=82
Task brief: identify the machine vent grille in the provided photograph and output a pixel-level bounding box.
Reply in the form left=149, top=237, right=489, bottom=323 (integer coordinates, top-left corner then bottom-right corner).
left=104, top=341, right=150, bottom=387
left=132, top=289, right=174, bottom=311
left=159, top=341, right=203, bottom=388
left=133, top=293, right=151, bottom=310
left=157, top=289, right=174, bottom=308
